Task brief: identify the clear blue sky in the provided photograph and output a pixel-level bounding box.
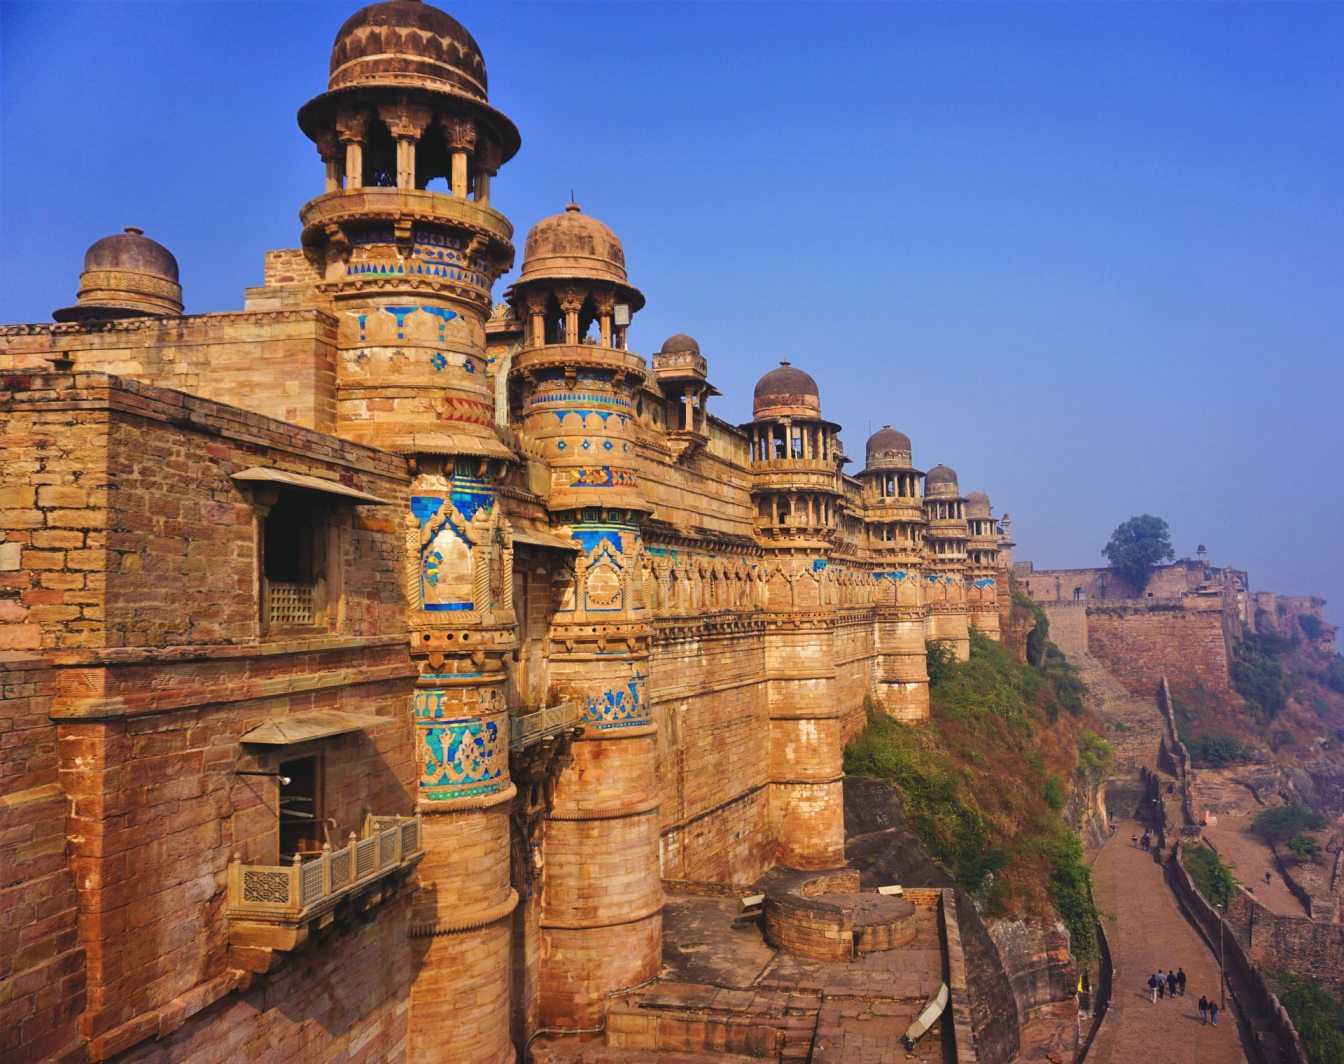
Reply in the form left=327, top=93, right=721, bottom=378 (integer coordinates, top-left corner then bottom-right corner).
left=3, top=2, right=1342, bottom=636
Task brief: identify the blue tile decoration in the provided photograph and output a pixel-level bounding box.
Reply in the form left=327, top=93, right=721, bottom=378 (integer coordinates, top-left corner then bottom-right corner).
left=582, top=671, right=651, bottom=731
left=415, top=704, right=506, bottom=801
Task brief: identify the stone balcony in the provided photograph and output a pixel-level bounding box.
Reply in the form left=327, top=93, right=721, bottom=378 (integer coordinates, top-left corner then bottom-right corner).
left=225, top=813, right=423, bottom=973
left=510, top=702, right=581, bottom=752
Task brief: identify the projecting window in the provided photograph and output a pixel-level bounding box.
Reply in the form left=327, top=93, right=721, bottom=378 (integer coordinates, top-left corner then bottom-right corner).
left=278, top=755, right=324, bottom=859
left=262, top=494, right=331, bottom=629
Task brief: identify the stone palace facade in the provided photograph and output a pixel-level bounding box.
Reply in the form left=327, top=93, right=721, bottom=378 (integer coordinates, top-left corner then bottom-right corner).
left=0, top=2, right=1012, bottom=1060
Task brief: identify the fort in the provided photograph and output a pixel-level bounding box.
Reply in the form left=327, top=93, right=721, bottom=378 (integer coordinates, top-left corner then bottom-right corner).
left=0, top=3, right=1022, bottom=1061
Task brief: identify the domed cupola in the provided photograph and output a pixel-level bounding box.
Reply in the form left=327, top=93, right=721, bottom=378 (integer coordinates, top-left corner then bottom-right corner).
left=508, top=203, right=644, bottom=350
left=53, top=227, right=183, bottom=322
left=864, top=425, right=913, bottom=472
left=518, top=204, right=644, bottom=303
left=753, top=361, right=820, bottom=420
left=506, top=203, right=650, bottom=514
left=924, top=463, right=960, bottom=498
left=327, top=0, right=489, bottom=100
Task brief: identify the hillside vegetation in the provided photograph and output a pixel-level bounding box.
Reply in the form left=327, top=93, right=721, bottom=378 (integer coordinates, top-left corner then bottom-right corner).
left=845, top=630, right=1111, bottom=962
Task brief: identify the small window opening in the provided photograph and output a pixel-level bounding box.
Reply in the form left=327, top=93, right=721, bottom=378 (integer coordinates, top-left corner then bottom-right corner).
left=279, top=755, right=324, bottom=860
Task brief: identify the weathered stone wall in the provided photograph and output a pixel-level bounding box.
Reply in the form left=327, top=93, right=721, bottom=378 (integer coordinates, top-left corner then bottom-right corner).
left=0, top=371, right=420, bottom=1061
left=652, top=623, right=774, bottom=883
left=1084, top=602, right=1232, bottom=697
left=117, top=895, right=414, bottom=1064
left=1227, top=884, right=1344, bottom=998
left=1015, top=559, right=1245, bottom=603
left=0, top=312, right=339, bottom=433
left=0, top=655, right=86, bottom=1064
left=987, top=919, right=1074, bottom=1027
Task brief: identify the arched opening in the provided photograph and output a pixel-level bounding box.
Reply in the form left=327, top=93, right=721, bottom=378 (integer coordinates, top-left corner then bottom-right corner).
left=362, top=120, right=397, bottom=188
left=543, top=291, right=564, bottom=344
left=415, top=121, right=452, bottom=190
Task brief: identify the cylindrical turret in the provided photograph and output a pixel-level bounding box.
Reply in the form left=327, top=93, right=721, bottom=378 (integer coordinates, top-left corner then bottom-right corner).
left=923, top=463, right=970, bottom=660
left=859, top=426, right=930, bottom=721
left=302, top=4, right=522, bottom=1059
left=506, top=203, right=662, bottom=1028
left=744, top=362, right=846, bottom=869
left=296, top=0, right=520, bottom=458
left=965, top=490, right=1001, bottom=641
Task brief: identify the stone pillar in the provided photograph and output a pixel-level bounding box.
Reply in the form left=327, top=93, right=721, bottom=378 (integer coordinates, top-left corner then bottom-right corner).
left=406, top=464, right=519, bottom=1064
left=316, top=132, right=341, bottom=193
left=561, top=292, right=581, bottom=345
left=337, top=110, right=369, bottom=191
left=443, top=116, right=479, bottom=198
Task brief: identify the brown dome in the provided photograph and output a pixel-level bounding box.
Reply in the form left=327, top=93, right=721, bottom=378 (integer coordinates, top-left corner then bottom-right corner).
left=966, top=491, right=991, bottom=517
left=659, top=333, right=700, bottom=356
left=517, top=204, right=644, bottom=307
left=753, top=361, right=820, bottom=419
left=53, top=227, right=182, bottom=323
left=329, top=0, right=487, bottom=100
left=865, top=425, right=912, bottom=469
left=924, top=463, right=961, bottom=497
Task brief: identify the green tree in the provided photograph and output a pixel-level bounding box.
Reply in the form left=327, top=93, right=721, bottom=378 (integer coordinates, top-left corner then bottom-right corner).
left=1101, top=514, right=1175, bottom=595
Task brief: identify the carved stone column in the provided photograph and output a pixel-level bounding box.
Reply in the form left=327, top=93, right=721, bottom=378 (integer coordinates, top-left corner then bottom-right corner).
left=336, top=109, right=370, bottom=191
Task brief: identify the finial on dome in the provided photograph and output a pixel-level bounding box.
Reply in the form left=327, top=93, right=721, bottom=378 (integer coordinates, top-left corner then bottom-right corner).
left=123, top=226, right=144, bottom=236
left=565, top=202, right=581, bottom=213
left=780, top=360, right=791, bottom=367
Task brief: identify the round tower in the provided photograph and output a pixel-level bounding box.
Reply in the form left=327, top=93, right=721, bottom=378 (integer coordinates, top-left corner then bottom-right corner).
left=53, top=227, right=183, bottom=322
left=744, top=362, right=846, bottom=869
left=297, top=5, right=522, bottom=1060
left=965, top=491, right=1001, bottom=641
left=506, top=205, right=662, bottom=1028
left=296, top=0, right=520, bottom=458
left=923, top=464, right=970, bottom=660
left=858, top=426, right=930, bottom=721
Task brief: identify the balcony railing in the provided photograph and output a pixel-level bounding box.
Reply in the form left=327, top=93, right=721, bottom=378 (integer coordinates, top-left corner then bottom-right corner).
left=227, top=813, right=422, bottom=923
left=510, top=702, right=580, bottom=751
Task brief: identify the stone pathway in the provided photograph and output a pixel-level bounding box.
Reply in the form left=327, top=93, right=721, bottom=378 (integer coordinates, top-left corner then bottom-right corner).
left=1201, top=820, right=1309, bottom=918
left=1088, top=819, right=1249, bottom=1064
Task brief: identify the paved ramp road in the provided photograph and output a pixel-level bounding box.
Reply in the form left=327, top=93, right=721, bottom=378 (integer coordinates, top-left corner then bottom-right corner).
left=1087, top=820, right=1249, bottom=1064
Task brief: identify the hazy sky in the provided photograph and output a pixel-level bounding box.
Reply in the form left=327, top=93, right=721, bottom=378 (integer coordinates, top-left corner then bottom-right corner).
left=3, top=1, right=1342, bottom=635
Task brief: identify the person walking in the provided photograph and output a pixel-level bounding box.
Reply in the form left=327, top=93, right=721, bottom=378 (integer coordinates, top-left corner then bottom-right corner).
left=1157, top=972, right=1165, bottom=1000
left=1149, top=973, right=1159, bottom=1004
left=1209, top=1000, right=1219, bottom=1026
left=1166, top=970, right=1177, bottom=998
left=1199, top=995, right=1209, bottom=1024
left=1177, top=967, right=1186, bottom=996
left=1131, top=833, right=1138, bottom=847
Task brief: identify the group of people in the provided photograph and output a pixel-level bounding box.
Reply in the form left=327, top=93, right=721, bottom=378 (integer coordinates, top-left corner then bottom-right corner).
left=1131, top=831, right=1154, bottom=851
left=1149, top=968, right=1186, bottom=1001
left=1146, top=968, right=1220, bottom=1025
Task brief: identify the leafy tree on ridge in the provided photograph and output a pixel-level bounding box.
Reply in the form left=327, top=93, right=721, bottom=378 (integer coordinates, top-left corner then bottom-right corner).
left=1102, top=514, right=1175, bottom=595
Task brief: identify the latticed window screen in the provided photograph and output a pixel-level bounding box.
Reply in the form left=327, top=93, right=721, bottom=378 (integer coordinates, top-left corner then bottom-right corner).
left=268, top=582, right=315, bottom=626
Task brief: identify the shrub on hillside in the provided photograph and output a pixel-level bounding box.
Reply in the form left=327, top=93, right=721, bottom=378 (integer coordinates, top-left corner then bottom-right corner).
left=1252, top=803, right=1326, bottom=843
left=1286, top=833, right=1322, bottom=863
left=1186, top=733, right=1253, bottom=766
left=1184, top=845, right=1235, bottom=908
left=1268, top=972, right=1344, bottom=1064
